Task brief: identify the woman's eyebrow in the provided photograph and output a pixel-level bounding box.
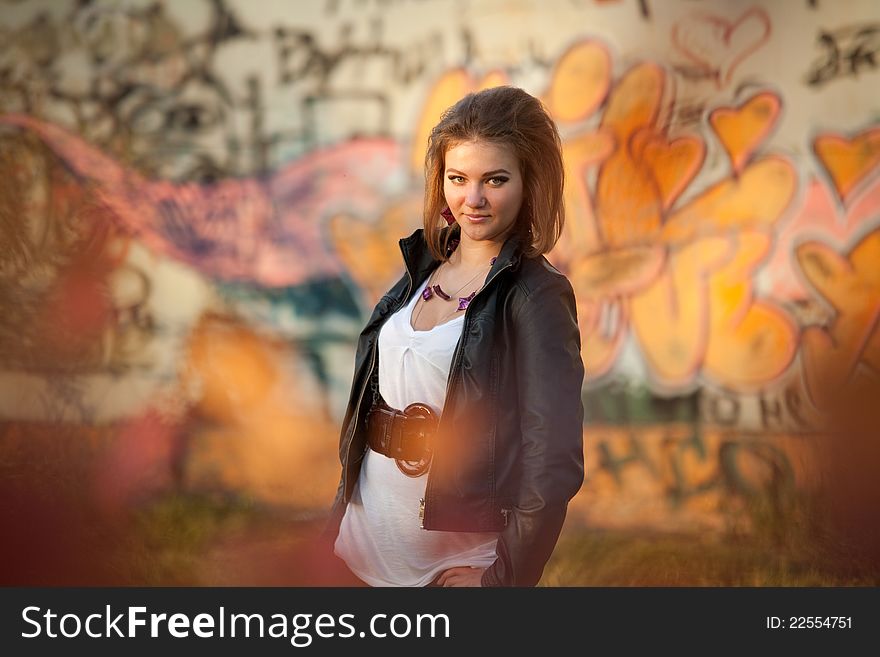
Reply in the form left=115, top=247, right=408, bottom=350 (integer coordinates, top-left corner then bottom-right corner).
left=445, top=168, right=512, bottom=176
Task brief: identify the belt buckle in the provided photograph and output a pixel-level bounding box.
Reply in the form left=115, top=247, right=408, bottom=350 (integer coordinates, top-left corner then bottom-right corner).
left=403, top=402, right=437, bottom=435
left=396, top=403, right=437, bottom=477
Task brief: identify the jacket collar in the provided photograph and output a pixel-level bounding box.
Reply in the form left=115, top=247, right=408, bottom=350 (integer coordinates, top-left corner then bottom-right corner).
left=399, top=227, right=524, bottom=283
left=399, top=229, right=438, bottom=283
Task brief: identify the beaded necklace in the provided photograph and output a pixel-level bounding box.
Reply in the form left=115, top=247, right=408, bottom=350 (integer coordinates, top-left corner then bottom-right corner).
left=412, top=256, right=497, bottom=327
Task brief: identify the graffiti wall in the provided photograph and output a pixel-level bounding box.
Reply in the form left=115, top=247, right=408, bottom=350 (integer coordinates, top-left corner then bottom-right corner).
left=1, top=0, right=878, bottom=531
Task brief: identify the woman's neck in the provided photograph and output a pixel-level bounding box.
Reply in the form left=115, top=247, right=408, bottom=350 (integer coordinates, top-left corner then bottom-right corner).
left=449, top=237, right=502, bottom=269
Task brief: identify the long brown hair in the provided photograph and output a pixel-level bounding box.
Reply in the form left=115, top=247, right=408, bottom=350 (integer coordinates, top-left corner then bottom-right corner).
left=423, top=86, right=565, bottom=260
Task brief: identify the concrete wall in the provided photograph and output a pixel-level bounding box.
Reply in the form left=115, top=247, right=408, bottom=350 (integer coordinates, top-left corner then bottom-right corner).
left=1, top=0, right=878, bottom=530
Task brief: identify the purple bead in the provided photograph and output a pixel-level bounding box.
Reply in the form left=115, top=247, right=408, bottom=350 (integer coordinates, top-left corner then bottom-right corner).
left=433, top=285, right=451, bottom=301
left=458, top=291, right=476, bottom=311
left=421, top=287, right=433, bottom=301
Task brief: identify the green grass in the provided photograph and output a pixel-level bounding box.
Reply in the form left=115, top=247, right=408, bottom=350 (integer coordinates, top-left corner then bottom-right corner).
left=541, top=491, right=880, bottom=586
left=4, top=480, right=877, bottom=586
left=540, top=528, right=876, bottom=586
left=119, top=493, right=260, bottom=586
left=116, top=492, right=879, bottom=587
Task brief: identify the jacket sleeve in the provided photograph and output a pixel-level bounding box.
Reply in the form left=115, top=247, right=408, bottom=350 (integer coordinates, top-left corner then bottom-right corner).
left=481, top=273, right=585, bottom=587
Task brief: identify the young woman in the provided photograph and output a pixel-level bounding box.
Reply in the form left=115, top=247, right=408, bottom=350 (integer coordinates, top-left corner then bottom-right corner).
left=326, top=86, right=584, bottom=587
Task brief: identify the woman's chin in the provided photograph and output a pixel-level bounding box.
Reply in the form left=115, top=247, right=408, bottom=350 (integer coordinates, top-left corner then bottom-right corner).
left=459, top=224, right=514, bottom=246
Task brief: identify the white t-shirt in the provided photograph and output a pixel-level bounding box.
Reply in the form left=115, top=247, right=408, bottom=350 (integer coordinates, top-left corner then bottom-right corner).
left=334, top=287, right=499, bottom=586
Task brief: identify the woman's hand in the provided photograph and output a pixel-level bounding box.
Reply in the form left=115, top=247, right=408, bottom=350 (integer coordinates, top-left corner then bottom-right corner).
left=434, top=566, right=485, bottom=587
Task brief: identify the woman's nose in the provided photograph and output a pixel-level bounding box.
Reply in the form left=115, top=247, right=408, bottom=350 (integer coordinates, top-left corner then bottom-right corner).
left=464, top=184, right=486, bottom=208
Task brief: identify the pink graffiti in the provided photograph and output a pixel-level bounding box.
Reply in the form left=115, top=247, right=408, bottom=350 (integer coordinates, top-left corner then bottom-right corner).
left=0, top=114, right=403, bottom=287
left=766, top=173, right=880, bottom=301
left=672, top=7, right=771, bottom=87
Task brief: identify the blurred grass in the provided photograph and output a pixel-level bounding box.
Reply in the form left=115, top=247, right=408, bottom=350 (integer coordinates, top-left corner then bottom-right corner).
left=113, top=491, right=879, bottom=587
left=120, top=493, right=260, bottom=586
left=541, top=528, right=876, bottom=587
left=3, top=420, right=877, bottom=587
left=3, top=482, right=877, bottom=586
left=541, top=490, right=879, bottom=586
left=115, top=493, right=324, bottom=586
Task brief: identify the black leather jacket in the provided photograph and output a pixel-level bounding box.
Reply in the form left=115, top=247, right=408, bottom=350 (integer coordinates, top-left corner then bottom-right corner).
left=327, top=228, right=584, bottom=586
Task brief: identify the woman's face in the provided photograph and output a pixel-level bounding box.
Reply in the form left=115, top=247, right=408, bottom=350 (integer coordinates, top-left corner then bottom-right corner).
left=443, top=139, right=524, bottom=247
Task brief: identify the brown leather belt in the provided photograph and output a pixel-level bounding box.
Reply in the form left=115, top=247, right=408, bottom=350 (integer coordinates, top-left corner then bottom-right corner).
left=366, top=401, right=438, bottom=462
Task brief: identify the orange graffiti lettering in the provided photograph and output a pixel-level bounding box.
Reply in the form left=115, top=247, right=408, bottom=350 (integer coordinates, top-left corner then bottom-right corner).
left=703, top=232, right=798, bottom=386
left=709, top=92, right=781, bottom=174
left=596, top=64, right=666, bottom=247
left=814, top=128, right=880, bottom=204
left=661, top=156, right=796, bottom=245
left=545, top=43, right=796, bottom=387
left=544, top=41, right=611, bottom=123
left=328, top=196, right=423, bottom=307
left=409, top=69, right=507, bottom=173
left=797, top=229, right=880, bottom=409
left=633, top=129, right=705, bottom=211
left=629, top=237, right=729, bottom=385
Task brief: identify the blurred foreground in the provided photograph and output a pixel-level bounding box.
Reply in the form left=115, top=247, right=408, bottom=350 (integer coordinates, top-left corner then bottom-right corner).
left=2, top=484, right=877, bottom=587
left=3, top=376, right=879, bottom=586
left=3, top=412, right=878, bottom=587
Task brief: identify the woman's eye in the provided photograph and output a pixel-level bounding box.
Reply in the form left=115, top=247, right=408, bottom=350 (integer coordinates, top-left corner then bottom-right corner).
left=487, top=177, right=509, bottom=186
left=447, top=175, right=465, bottom=184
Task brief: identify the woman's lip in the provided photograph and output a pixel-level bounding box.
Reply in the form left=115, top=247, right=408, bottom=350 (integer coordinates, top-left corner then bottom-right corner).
left=465, top=213, right=489, bottom=219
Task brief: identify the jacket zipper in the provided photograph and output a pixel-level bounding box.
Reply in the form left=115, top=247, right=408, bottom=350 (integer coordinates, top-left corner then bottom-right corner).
left=341, top=343, right=376, bottom=502
left=421, top=260, right=514, bottom=529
